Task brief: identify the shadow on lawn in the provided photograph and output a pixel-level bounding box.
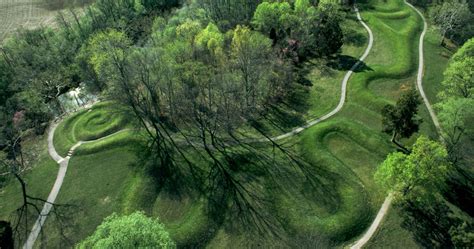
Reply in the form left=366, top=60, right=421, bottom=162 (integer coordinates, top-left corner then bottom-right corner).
left=326, top=55, right=373, bottom=72
left=399, top=201, right=455, bottom=248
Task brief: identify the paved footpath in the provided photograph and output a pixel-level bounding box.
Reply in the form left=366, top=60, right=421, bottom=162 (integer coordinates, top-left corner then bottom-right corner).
left=23, top=122, right=69, bottom=249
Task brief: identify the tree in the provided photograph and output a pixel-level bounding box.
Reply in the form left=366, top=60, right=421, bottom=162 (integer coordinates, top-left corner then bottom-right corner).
left=449, top=221, right=474, bottom=248
left=251, top=1, right=343, bottom=58
left=251, top=1, right=294, bottom=41
left=77, top=212, right=175, bottom=248
left=440, top=38, right=474, bottom=99
left=430, top=1, right=473, bottom=45
left=375, top=136, right=451, bottom=204
left=382, top=89, right=422, bottom=153
left=231, top=25, right=273, bottom=112
left=436, top=98, right=474, bottom=164
left=197, top=0, right=262, bottom=29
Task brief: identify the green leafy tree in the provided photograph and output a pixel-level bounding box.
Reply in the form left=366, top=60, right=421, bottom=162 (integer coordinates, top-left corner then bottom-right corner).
left=375, top=136, right=451, bottom=204
left=85, top=30, right=132, bottom=86
left=440, top=38, right=474, bottom=99
left=231, top=25, right=273, bottom=112
left=252, top=1, right=293, bottom=40
left=436, top=98, right=474, bottom=164
left=449, top=221, right=474, bottom=248
left=77, top=212, right=176, bottom=249
left=197, top=0, right=261, bottom=29
left=382, top=89, right=422, bottom=153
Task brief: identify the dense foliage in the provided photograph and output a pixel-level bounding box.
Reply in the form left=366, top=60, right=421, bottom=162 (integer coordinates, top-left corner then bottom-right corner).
left=410, top=0, right=474, bottom=45
left=77, top=212, right=175, bottom=248
left=381, top=89, right=421, bottom=152
left=375, top=136, right=451, bottom=204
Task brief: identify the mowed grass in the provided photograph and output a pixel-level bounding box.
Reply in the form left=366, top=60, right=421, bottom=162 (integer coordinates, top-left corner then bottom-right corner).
left=39, top=128, right=213, bottom=247
left=53, top=101, right=134, bottom=156
left=37, top=131, right=145, bottom=247
left=364, top=11, right=454, bottom=249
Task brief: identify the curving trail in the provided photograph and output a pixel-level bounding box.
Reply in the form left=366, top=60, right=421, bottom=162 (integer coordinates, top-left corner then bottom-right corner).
left=23, top=6, right=375, bottom=248
left=351, top=1, right=443, bottom=248
left=269, top=6, right=374, bottom=142
left=23, top=119, right=127, bottom=249
left=405, top=0, right=444, bottom=139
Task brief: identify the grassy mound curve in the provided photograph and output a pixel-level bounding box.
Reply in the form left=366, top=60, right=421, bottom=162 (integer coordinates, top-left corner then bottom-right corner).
left=270, top=0, right=428, bottom=245
left=53, top=102, right=133, bottom=156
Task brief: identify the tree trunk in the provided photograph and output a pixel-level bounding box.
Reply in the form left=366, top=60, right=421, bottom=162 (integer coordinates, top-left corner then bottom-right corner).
left=391, top=132, right=411, bottom=154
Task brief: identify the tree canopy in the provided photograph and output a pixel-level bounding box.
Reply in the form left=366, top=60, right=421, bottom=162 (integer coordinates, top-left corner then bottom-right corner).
left=77, top=212, right=175, bottom=249
left=440, top=38, right=474, bottom=99
left=375, top=136, right=451, bottom=204
left=382, top=89, right=422, bottom=152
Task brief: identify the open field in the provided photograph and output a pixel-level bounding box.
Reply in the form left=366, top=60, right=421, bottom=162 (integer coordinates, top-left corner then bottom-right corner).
left=0, top=0, right=56, bottom=42
left=0, top=0, right=91, bottom=43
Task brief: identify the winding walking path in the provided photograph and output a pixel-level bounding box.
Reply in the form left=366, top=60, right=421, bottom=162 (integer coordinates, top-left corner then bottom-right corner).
left=23, top=120, right=127, bottom=248
left=350, top=2, right=444, bottom=248
left=269, top=6, right=373, bottom=142
left=405, top=0, right=444, bottom=139
left=24, top=2, right=441, bottom=248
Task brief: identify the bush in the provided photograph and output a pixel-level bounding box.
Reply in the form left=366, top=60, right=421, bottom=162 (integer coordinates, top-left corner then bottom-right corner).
left=77, top=211, right=176, bottom=249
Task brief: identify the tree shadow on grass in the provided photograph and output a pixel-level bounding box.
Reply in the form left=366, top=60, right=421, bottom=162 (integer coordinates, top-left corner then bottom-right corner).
left=444, top=168, right=474, bottom=217
left=345, top=31, right=368, bottom=47
left=399, top=201, right=455, bottom=248
left=326, top=55, right=373, bottom=72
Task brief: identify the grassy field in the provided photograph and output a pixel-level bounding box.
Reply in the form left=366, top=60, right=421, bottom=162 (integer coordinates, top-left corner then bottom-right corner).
left=0, top=0, right=91, bottom=43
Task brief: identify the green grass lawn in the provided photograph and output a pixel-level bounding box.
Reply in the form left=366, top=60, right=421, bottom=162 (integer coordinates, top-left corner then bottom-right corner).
left=363, top=10, right=455, bottom=249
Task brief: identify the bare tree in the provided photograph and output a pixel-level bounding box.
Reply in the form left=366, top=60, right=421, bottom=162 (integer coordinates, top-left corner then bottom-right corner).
left=430, top=2, right=471, bottom=46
